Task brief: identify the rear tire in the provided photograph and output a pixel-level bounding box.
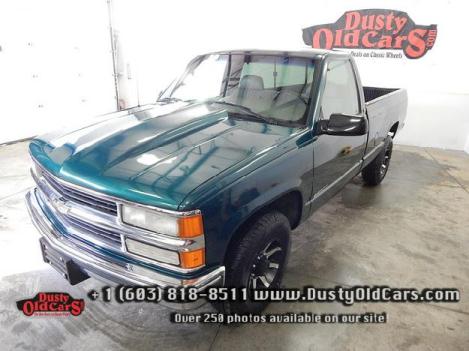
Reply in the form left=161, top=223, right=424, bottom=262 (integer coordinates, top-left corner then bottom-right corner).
left=213, top=211, right=290, bottom=315
left=362, top=136, right=393, bottom=186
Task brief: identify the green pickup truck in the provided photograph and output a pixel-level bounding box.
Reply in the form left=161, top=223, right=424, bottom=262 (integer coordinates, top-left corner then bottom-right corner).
left=26, top=49, right=407, bottom=314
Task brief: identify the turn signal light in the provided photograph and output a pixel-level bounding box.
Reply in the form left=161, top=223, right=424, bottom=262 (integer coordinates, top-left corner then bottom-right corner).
left=178, top=214, right=204, bottom=238
left=180, top=249, right=205, bottom=269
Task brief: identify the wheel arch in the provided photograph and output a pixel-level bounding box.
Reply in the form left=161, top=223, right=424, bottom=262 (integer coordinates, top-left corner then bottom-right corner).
left=221, top=190, right=303, bottom=265
left=389, top=122, right=399, bottom=138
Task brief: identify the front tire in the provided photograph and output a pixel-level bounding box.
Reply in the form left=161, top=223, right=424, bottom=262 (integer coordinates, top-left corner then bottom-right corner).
left=215, top=211, right=290, bottom=315
left=362, top=136, right=393, bottom=186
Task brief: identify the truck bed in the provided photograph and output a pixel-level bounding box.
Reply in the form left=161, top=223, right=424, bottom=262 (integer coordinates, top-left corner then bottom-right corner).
left=363, top=86, right=407, bottom=155
left=363, top=87, right=400, bottom=104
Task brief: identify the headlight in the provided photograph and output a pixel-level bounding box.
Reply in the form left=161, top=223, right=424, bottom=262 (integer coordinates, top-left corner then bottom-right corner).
left=121, top=204, right=204, bottom=238
left=121, top=205, right=178, bottom=235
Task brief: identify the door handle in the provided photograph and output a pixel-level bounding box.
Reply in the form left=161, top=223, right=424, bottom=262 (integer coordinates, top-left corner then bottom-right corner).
left=341, top=146, right=353, bottom=155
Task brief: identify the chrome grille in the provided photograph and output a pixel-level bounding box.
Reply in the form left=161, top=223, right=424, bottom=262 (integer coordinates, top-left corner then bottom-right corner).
left=32, top=162, right=122, bottom=248
left=66, top=216, right=122, bottom=246
left=40, top=169, right=118, bottom=216
left=35, top=184, right=123, bottom=249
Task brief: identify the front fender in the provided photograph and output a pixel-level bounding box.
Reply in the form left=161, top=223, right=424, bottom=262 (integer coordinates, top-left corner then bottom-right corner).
left=198, top=143, right=314, bottom=266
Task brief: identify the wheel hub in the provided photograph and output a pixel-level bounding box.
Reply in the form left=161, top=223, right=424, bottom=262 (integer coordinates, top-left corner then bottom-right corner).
left=380, top=143, right=392, bottom=177
left=252, top=255, right=270, bottom=276
left=249, top=241, right=283, bottom=289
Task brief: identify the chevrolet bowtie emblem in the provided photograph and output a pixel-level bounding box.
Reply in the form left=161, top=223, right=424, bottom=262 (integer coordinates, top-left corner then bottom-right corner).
left=52, top=197, right=70, bottom=214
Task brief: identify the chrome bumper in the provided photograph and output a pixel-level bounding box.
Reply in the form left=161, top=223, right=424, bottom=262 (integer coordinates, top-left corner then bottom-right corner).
left=25, top=189, right=225, bottom=309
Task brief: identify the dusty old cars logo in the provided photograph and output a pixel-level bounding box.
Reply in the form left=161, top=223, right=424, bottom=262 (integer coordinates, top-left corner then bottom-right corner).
left=16, top=292, right=85, bottom=316
left=302, top=9, right=437, bottom=59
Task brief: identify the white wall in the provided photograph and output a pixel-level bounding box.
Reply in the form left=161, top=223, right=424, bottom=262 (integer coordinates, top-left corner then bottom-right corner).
left=0, top=0, right=117, bottom=144
left=1, top=0, right=467, bottom=150
left=113, top=0, right=469, bottom=151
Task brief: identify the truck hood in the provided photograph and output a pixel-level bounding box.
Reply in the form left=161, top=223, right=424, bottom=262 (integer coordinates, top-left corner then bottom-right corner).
left=30, top=102, right=299, bottom=210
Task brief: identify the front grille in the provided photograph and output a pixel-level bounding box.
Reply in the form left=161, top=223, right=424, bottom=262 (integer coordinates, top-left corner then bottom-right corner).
left=33, top=162, right=122, bottom=248
left=66, top=216, right=122, bottom=246
left=41, top=169, right=118, bottom=216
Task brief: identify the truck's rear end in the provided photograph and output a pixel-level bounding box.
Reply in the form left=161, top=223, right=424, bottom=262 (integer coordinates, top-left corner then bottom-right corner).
left=361, top=86, right=407, bottom=158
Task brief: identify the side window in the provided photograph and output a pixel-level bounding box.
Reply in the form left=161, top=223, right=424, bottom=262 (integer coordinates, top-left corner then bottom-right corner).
left=321, top=60, right=360, bottom=120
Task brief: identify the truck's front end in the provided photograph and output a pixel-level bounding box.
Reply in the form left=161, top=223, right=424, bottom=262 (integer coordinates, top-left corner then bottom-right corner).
left=26, top=153, right=225, bottom=307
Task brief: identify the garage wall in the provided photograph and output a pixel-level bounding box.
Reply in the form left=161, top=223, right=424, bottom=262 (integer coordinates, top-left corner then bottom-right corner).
left=0, top=0, right=117, bottom=144
left=112, top=0, right=469, bottom=152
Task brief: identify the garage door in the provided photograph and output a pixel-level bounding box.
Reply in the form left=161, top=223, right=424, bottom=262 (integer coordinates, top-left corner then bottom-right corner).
left=0, top=0, right=117, bottom=144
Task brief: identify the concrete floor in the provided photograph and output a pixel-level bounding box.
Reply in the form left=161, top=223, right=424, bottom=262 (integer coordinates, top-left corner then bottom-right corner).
left=1, top=141, right=469, bottom=351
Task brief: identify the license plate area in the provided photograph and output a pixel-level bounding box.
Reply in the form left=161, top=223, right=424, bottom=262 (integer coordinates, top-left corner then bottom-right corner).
left=40, top=238, right=89, bottom=285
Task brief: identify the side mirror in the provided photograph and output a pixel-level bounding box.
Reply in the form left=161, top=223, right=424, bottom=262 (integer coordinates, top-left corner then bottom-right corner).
left=316, top=113, right=368, bottom=136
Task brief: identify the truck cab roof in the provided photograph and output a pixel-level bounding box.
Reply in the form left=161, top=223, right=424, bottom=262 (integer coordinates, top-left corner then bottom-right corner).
left=205, top=48, right=351, bottom=60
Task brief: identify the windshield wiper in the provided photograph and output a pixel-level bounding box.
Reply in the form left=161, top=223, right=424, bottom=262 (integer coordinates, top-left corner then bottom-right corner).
left=157, top=97, right=184, bottom=103
left=207, top=100, right=277, bottom=125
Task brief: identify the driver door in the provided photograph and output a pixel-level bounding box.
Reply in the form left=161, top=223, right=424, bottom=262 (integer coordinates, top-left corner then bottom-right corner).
left=312, top=59, right=367, bottom=202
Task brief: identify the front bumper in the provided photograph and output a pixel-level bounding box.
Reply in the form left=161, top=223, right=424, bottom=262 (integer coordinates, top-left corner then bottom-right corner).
left=25, top=189, right=225, bottom=309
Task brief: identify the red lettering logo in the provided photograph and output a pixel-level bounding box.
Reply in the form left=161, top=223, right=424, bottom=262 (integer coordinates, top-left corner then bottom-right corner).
left=303, top=9, right=437, bottom=59
left=16, top=292, right=85, bottom=317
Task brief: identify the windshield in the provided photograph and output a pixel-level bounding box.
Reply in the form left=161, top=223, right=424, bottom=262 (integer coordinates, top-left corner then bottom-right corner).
left=161, top=53, right=316, bottom=126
